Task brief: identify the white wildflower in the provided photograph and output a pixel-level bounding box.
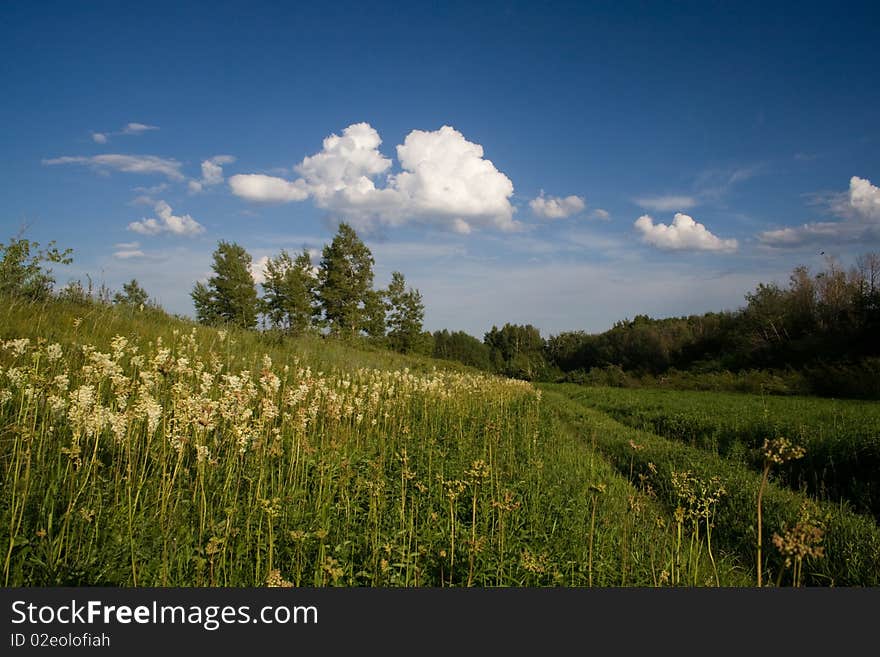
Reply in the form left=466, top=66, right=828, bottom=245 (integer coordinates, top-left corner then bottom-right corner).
left=3, top=338, right=30, bottom=356
left=46, top=343, right=63, bottom=361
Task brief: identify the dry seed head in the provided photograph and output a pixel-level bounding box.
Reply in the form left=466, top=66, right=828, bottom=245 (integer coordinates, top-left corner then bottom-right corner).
left=205, top=536, right=224, bottom=556
left=466, top=459, right=491, bottom=484
left=628, top=494, right=643, bottom=514
left=761, top=437, right=806, bottom=464
left=265, top=569, right=294, bottom=587
left=492, top=490, right=521, bottom=512
left=772, top=522, right=825, bottom=567
left=520, top=549, right=550, bottom=574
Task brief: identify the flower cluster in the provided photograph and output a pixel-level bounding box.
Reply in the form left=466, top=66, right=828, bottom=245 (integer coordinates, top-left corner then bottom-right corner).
left=761, top=437, right=806, bottom=465
left=0, top=330, right=537, bottom=468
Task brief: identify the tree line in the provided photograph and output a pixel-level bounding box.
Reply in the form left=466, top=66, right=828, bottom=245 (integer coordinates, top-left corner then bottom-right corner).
left=3, top=228, right=878, bottom=397
left=189, top=223, right=429, bottom=354
left=430, top=253, right=880, bottom=398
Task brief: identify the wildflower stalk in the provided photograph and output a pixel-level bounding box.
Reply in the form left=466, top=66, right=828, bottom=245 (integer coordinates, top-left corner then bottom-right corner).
left=757, top=438, right=805, bottom=587
left=756, top=462, right=770, bottom=587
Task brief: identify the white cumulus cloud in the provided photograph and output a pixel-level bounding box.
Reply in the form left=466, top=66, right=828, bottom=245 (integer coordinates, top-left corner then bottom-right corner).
left=128, top=200, right=205, bottom=236
left=229, top=174, right=309, bottom=202
left=591, top=208, right=611, bottom=221
left=635, top=212, right=738, bottom=252
left=844, top=175, right=880, bottom=221
left=250, top=255, right=270, bottom=285
left=43, top=154, right=184, bottom=180
left=635, top=195, right=697, bottom=212
left=298, top=122, right=393, bottom=196
left=189, top=155, right=236, bottom=193
left=229, top=122, right=518, bottom=233
left=759, top=176, right=880, bottom=247
left=529, top=192, right=586, bottom=219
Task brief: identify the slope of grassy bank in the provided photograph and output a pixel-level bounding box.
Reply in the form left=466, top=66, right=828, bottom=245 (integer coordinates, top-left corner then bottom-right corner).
left=563, top=386, right=880, bottom=519
left=544, top=384, right=880, bottom=586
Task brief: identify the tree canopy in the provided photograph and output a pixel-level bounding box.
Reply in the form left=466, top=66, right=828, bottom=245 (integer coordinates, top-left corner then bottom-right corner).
left=261, top=248, right=317, bottom=334
left=316, top=223, right=375, bottom=337
left=191, top=241, right=259, bottom=329
left=0, top=236, right=72, bottom=300
left=385, top=271, right=425, bottom=353
left=113, top=279, right=150, bottom=307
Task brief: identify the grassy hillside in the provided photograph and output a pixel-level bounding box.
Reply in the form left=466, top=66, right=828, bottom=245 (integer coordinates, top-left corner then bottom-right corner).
left=8, top=297, right=877, bottom=586
left=1, top=296, right=751, bottom=586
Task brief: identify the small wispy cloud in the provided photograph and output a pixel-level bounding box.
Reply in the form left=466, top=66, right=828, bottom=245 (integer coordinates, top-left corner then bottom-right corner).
left=634, top=195, right=698, bottom=212
left=694, top=164, right=765, bottom=201
left=112, top=241, right=152, bottom=260
left=43, top=154, right=184, bottom=180
left=113, top=249, right=147, bottom=259
left=122, top=122, right=159, bottom=135
left=91, top=122, right=159, bottom=143
left=128, top=195, right=156, bottom=206
left=634, top=164, right=764, bottom=215
left=133, top=183, right=168, bottom=195
left=591, top=208, right=611, bottom=221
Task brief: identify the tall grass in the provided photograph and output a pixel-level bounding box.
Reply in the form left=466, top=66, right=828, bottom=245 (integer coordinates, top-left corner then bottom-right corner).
left=545, top=384, right=880, bottom=586
left=565, top=385, right=880, bottom=518
left=1, top=297, right=750, bottom=586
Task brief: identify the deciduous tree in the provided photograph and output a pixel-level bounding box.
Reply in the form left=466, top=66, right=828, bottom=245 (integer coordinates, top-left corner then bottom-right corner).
left=191, top=241, right=259, bottom=329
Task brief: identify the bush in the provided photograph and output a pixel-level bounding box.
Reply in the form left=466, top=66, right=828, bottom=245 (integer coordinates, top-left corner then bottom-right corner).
left=0, top=236, right=72, bottom=300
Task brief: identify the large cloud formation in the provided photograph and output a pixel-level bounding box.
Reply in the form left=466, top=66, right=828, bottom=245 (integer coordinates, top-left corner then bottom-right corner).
left=759, top=176, right=880, bottom=247
left=635, top=212, right=738, bottom=252
left=228, top=123, right=518, bottom=233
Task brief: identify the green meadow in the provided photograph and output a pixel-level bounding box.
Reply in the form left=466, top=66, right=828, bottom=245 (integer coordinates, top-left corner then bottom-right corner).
left=2, top=296, right=879, bottom=587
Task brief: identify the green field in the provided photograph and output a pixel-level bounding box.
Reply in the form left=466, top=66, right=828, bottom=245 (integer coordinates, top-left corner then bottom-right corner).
left=558, top=386, right=880, bottom=519
left=3, top=296, right=879, bottom=586
left=543, top=384, right=880, bottom=586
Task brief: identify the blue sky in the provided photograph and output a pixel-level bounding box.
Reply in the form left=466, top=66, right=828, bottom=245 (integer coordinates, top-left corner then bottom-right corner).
left=2, top=0, right=878, bottom=337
